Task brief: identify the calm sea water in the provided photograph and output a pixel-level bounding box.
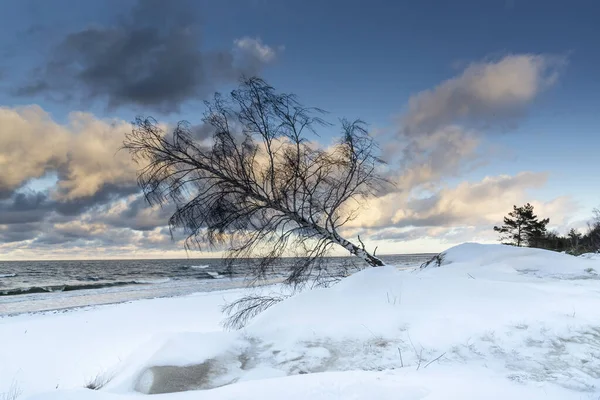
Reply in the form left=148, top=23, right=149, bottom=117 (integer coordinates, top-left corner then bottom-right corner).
left=0, top=254, right=433, bottom=315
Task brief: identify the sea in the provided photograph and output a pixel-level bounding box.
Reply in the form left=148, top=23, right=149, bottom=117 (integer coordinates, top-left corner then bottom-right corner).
left=0, top=254, right=434, bottom=316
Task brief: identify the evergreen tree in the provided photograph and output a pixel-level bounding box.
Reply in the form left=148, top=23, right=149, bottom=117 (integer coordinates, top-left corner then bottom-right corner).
left=567, top=228, right=582, bottom=253
left=494, top=203, right=550, bottom=247
left=582, top=208, right=600, bottom=253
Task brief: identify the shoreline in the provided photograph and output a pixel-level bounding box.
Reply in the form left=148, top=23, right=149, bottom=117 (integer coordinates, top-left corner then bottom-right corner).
left=0, top=276, right=283, bottom=318
left=0, top=264, right=420, bottom=317
left=0, top=287, right=246, bottom=319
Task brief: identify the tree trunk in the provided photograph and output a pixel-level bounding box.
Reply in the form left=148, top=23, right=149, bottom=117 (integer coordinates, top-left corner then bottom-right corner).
left=336, top=237, right=385, bottom=267
left=293, top=216, right=385, bottom=267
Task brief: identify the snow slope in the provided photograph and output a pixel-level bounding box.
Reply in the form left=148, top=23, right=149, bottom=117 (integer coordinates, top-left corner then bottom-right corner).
left=3, top=243, right=600, bottom=399
left=0, top=289, right=246, bottom=396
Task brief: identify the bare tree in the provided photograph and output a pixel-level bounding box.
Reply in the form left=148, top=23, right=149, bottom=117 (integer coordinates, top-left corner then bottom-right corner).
left=586, top=207, right=600, bottom=252
left=124, top=77, right=386, bottom=287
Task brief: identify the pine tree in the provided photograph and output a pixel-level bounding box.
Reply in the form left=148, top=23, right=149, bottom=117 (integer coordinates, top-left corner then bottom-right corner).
left=567, top=228, right=582, bottom=253
left=494, top=203, right=550, bottom=247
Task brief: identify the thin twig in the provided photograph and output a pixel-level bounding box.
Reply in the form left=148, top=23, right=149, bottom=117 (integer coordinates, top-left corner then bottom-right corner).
left=423, top=352, right=446, bottom=369
left=407, top=332, right=425, bottom=370
left=398, top=347, right=404, bottom=367
left=361, top=324, right=377, bottom=338
left=407, top=332, right=418, bottom=355
left=357, top=235, right=366, bottom=251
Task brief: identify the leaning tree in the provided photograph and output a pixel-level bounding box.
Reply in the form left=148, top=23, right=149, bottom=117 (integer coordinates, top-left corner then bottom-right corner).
left=124, top=77, right=386, bottom=289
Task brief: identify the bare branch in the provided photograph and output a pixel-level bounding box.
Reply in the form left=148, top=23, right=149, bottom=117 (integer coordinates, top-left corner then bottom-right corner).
left=222, top=294, right=289, bottom=330
left=423, top=352, right=446, bottom=369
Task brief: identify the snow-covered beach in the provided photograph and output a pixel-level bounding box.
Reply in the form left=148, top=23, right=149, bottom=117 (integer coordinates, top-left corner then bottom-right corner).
left=2, top=243, right=600, bottom=400
left=0, top=254, right=427, bottom=316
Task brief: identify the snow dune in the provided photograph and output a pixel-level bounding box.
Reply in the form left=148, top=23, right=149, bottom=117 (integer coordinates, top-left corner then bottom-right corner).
left=2, top=243, right=600, bottom=399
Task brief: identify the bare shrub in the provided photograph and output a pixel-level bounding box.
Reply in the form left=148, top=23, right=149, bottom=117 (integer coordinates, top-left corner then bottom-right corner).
left=420, top=253, right=445, bottom=269
left=222, top=294, right=289, bottom=330
left=0, top=382, right=22, bottom=400
left=84, top=370, right=115, bottom=390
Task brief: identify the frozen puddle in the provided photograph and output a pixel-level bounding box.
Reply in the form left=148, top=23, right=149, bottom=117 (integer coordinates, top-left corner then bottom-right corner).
left=137, top=363, right=226, bottom=394
left=126, top=323, right=600, bottom=395
left=130, top=337, right=342, bottom=394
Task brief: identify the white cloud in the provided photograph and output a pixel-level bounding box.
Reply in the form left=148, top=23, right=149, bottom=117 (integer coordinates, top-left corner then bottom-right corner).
left=0, top=106, right=69, bottom=195
left=234, top=37, right=279, bottom=64
left=402, top=54, right=565, bottom=134
left=0, top=106, right=138, bottom=200
left=347, top=171, right=550, bottom=231
left=345, top=170, right=580, bottom=247
left=397, top=171, right=551, bottom=227
left=381, top=54, right=565, bottom=192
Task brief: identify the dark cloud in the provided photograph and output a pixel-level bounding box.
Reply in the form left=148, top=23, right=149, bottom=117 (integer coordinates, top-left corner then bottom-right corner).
left=53, top=184, right=140, bottom=216
left=0, top=184, right=138, bottom=228
left=32, top=221, right=132, bottom=246
left=10, top=191, right=47, bottom=211
left=0, top=192, right=53, bottom=224
left=16, top=0, right=278, bottom=113
left=0, top=191, right=173, bottom=246
left=190, top=123, right=216, bottom=141
left=30, top=221, right=176, bottom=250
left=32, top=233, right=80, bottom=246
left=0, top=187, right=18, bottom=201
left=102, top=194, right=173, bottom=231
left=0, top=223, right=41, bottom=243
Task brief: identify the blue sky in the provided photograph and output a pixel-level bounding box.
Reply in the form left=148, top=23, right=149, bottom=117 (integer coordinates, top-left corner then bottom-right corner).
left=0, top=0, right=598, bottom=258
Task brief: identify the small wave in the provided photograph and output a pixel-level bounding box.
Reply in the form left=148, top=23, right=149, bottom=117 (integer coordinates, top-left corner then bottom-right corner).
left=0, top=273, right=17, bottom=278
left=190, top=265, right=210, bottom=270
left=133, top=278, right=171, bottom=284
left=0, top=278, right=171, bottom=297
left=206, top=271, right=222, bottom=279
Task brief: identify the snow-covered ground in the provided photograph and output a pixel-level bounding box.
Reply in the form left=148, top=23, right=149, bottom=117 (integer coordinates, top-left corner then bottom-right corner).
left=2, top=243, right=600, bottom=399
